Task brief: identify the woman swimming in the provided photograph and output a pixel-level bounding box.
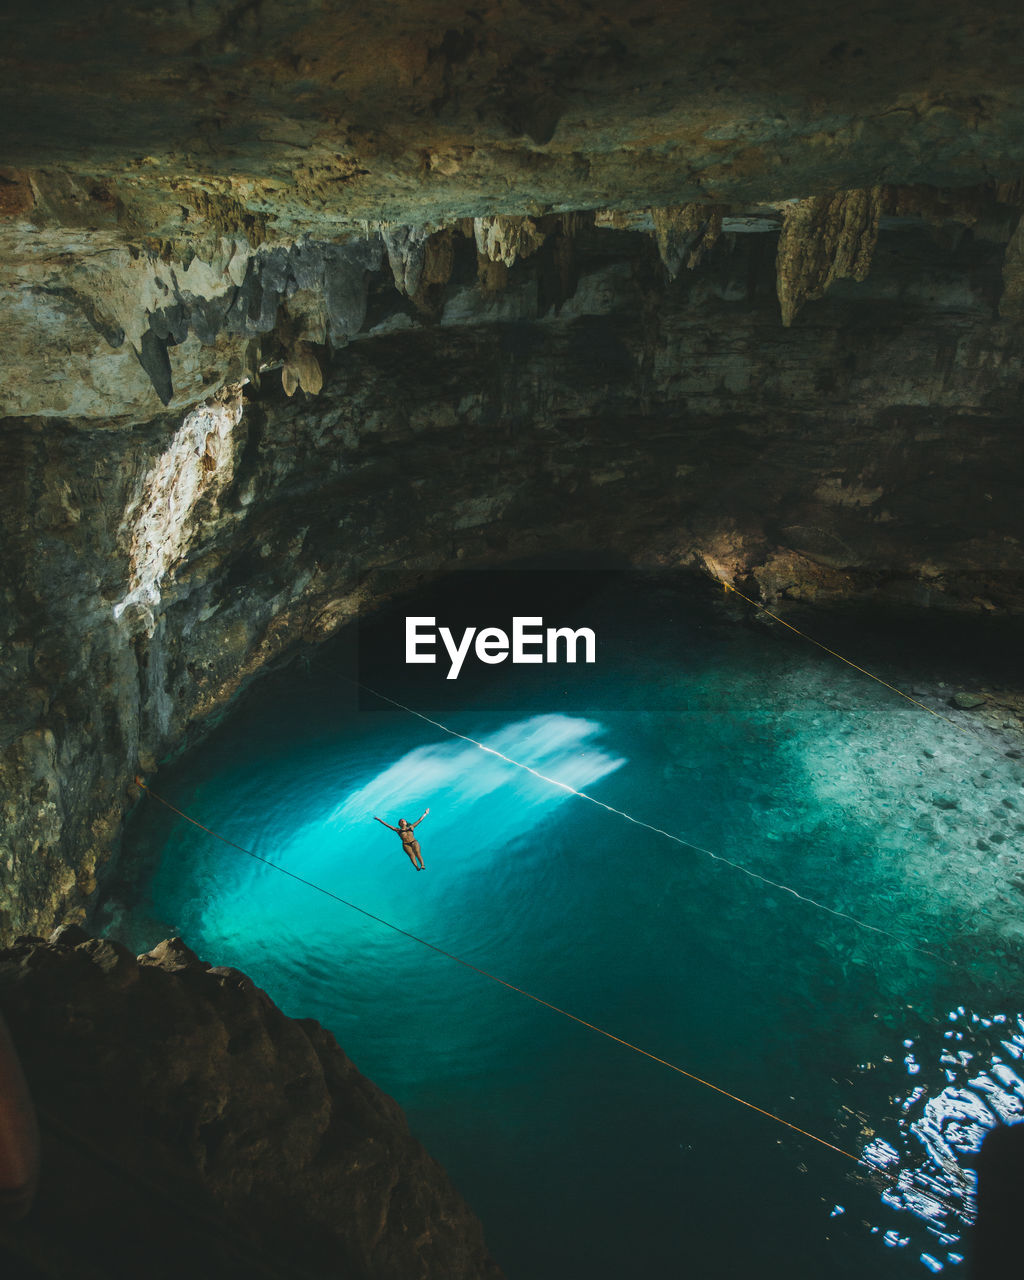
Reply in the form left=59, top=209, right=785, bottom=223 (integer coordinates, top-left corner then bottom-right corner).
left=374, top=808, right=430, bottom=869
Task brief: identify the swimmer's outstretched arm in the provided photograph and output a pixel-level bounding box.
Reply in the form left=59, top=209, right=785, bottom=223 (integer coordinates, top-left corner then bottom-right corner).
left=411, top=808, right=430, bottom=827
left=373, top=816, right=399, bottom=832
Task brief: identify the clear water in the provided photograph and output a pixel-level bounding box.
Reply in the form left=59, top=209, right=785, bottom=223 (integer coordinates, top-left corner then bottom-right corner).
left=97, top=574, right=1024, bottom=1278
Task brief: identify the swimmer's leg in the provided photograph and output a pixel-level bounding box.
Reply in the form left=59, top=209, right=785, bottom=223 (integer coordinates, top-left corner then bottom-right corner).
left=411, top=839, right=424, bottom=869
left=404, top=846, right=419, bottom=869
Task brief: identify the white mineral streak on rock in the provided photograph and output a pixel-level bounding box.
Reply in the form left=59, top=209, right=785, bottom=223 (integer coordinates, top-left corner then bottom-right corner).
left=114, top=397, right=243, bottom=633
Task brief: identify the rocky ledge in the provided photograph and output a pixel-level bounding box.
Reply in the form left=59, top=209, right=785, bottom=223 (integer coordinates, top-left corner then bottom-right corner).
left=0, top=928, right=502, bottom=1280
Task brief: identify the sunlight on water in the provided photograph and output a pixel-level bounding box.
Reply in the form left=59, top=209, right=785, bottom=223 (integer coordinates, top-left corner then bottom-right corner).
left=193, top=714, right=624, bottom=942
left=100, top=582, right=1024, bottom=1280
left=851, top=1009, right=1024, bottom=1273
left=327, top=713, right=625, bottom=834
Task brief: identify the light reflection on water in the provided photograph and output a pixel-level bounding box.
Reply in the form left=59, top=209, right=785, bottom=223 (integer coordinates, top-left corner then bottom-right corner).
left=101, top=584, right=1024, bottom=1280
left=188, top=713, right=625, bottom=947
left=849, top=1010, right=1024, bottom=1273
left=326, top=713, right=626, bottom=841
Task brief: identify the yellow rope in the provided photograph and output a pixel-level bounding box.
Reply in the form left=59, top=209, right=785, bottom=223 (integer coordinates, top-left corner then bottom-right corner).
left=134, top=776, right=878, bottom=1178
left=353, top=681, right=951, bottom=966
left=122, top=587, right=1001, bottom=1199
left=719, top=581, right=973, bottom=736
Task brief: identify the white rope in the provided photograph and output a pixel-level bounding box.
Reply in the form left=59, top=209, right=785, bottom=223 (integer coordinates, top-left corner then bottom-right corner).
left=354, top=681, right=950, bottom=965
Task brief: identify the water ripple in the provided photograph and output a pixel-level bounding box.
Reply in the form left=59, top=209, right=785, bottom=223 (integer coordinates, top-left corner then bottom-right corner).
left=859, top=1009, right=1024, bottom=1272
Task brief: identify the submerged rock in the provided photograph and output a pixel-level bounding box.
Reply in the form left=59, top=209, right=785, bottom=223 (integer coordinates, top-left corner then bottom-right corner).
left=0, top=932, right=503, bottom=1280
left=951, top=691, right=988, bottom=710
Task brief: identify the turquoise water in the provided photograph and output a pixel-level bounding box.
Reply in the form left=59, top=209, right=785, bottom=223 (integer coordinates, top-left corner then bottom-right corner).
left=98, top=575, right=1024, bottom=1278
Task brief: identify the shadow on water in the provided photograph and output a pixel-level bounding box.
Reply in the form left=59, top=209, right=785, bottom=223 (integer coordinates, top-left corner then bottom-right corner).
left=95, top=570, right=1024, bottom=1279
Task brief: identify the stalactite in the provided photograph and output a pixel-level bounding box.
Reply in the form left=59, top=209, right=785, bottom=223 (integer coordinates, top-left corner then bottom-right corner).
left=473, top=215, right=548, bottom=268
left=650, top=204, right=724, bottom=278
left=999, top=215, right=1024, bottom=321
left=281, top=343, right=323, bottom=396
left=775, top=188, right=882, bottom=327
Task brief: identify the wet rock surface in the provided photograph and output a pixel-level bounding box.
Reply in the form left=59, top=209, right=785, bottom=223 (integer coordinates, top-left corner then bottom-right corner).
left=0, top=930, right=502, bottom=1279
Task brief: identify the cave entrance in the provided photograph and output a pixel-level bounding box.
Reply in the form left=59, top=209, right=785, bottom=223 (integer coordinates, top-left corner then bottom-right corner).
left=96, top=569, right=1024, bottom=1279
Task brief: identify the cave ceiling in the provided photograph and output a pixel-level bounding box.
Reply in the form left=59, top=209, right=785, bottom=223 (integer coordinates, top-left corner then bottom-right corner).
left=4, top=1, right=1024, bottom=421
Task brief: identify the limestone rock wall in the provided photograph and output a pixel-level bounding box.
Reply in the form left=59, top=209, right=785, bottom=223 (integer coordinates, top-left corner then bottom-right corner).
left=0, top=929, right=502, bottom=1278
left=2, top=220, right=1023, bottom=943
